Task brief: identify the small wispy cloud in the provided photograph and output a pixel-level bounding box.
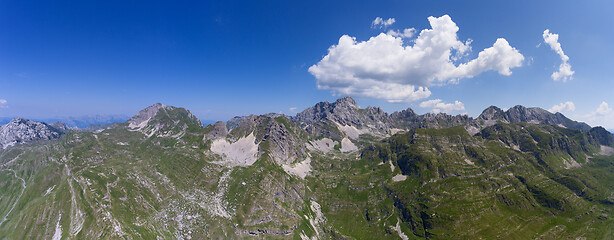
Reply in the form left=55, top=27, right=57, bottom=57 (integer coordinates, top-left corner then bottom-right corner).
left=14, top=72, right=29, bottom=78
left=386, top=28, right=416, bottom=38
left=371, top=17, right=395, bottom=28
left=543, top=29, right=574, bottom=82
left=548, top=101, right=575, bottom=113
left=577, top=101, right=614, bottom=129
left=595, top=101, right=612, bottom=116
left=419, top=99, right=465, bottom=113
left=289, top=107, right=298, bottom=112
left=0, top=99, right=7, bottom=109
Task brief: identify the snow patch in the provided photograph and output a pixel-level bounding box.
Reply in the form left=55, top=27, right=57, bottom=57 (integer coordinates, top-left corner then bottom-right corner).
left=128, top=117, right=150, bottom=130
left=599, top=145, right=614, bottom=156
left=210, top=133, right=259, bottom=167
left=2, top=141, right=16, bottom=149
left=390, top=219, right=409, bottom=240
left=390, top=128, right=404, bottom=135
left=334, top=121, right=369, bottom=139
left=282, top=157, right=312, bottom=179
left=0, top=169, right=26, bottom=225
left=52, top=213, right=62, bottom=240
left=465, top=126, right=479, bottom=136
left=68, top=177, right=85, bottom=237
left=562, top=156, right=581, bottom=169
left=308, top=200, right=326, bottom=238
left=339, top=137, right=358, bottom=153
left=308, top=138, right=336, bottom=153
left=510, top=143, right=521, bottom=151
left=43, top=185, right=56, bottom=196
left=389, top=160, right=395, bottom=172
left=117, top=142, right=128, bottom=146
left=483, top=119, right=498, bottom=127
left=300, top=232, right=316, bottom=240
left=464, top=159, right=475, bottom=166
left=392, top=174, right=407, bottom=182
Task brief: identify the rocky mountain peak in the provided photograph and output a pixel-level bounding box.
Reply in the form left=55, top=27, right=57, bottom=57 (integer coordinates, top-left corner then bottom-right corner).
left=506, top=105, right=550, bottom=122
left=48, top=122, right=77, bottom=134
left=333, top=96, right=358, bottom=108
left=588, top=126, right=614, bottom=146
left=204, top=121, right=228, bottom=141
left=508, top=105, right=555, bottom=123
left=0, top=117, right=64, bottom=149
left=125, top=103, right=201, bottom=138
left=9, top=117, right=28, bottom=124
left=292, top=96, right=367, bottom=127
left=127, top=103, right=167, bottom=127
left=390, top=108, right=417, bottom=119
left=477, top=106, right=504, bottom=120
left=476, top=105, right=591, bottom=131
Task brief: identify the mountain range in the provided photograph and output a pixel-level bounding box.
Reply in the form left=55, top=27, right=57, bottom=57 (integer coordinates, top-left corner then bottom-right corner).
left=0, top=97, right=613, bottom=239
left=0, top=115, right=130, bottom=129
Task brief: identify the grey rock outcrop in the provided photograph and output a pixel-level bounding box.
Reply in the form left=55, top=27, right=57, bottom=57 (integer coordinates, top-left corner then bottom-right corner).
left=291, top=96, right=592, bottom=140
left=477, top=105, right=591, bottom=131
left=0, top=118, right=65, bottom=149
left=292, top=96, right=475, bottom=138
left=292, top=96, right=363, bottom=126
left=390, top=110, right=473, bottom=130
left=48, top=122, right=77, bottom=134
left=204, top=121, right=228, bottom=141
left=225, top=114, right=306, bottom=165
left=292, top=97, right=392, bottom=138
left=125, top=103, right=202, bottom=138
left=127, top=103, right=168, bottom=128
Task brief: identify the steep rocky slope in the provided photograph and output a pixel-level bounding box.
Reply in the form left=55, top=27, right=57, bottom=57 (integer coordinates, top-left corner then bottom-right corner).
left=0, top=118, right=68, bottom=149
left=477, top=105, right=591, bottom=131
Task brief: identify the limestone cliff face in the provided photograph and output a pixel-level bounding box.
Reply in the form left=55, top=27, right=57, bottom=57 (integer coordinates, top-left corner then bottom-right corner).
left=217, top=114, right=307, bottom=165
left=477, top=105, right=591, bottom=131
left=203, top=121, right=228, bottom=141
left=0, top=117, right=65, bottom=149
left=293, top=96, right=474, bottom=139
left=292, top=96, right=362, bottom=125
left=126, top=103, right=202, bottom=138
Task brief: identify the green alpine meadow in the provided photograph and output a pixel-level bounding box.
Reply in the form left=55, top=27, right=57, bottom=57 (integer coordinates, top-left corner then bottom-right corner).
left=1, top=97, right=613, bottom=239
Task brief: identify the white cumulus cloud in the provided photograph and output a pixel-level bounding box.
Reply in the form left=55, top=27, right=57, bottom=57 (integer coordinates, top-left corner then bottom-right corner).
left=543, top=29, right=574, bottom=82
left=577, top=101, right=614, bottom=129
left=548, top=101, right=575, bottom=113
left=371, top=17, right=395, bottom=28
left=309, top=15, right=524, bottom=103
left=0, top=99, right=7, bottom=109
left=595, top=101, right=612, bottom=116
left=419, top=99, right=465, bottom=113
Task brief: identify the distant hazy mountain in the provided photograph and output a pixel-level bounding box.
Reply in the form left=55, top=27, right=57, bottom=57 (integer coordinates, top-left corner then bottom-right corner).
left=32, top=115, right=130, bottom=128
left=0, top=115, right=129, bottom=128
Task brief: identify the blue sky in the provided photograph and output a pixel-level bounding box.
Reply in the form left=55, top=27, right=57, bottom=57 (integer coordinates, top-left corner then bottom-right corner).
left=1, top=0, right=614, bottom=128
